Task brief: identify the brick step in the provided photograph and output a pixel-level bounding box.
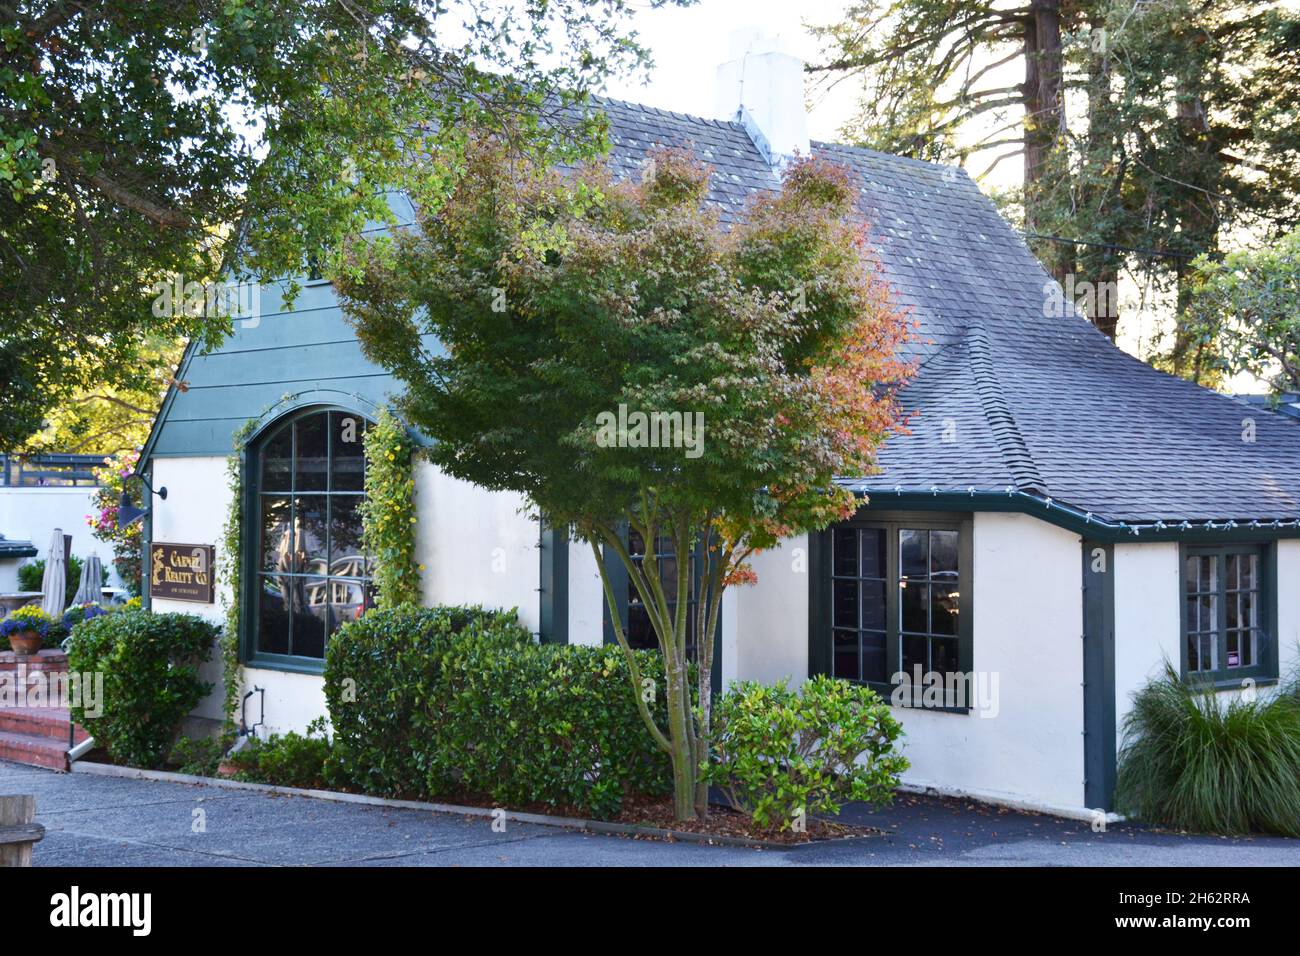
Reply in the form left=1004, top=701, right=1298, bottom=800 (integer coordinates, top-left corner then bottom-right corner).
left=0, top=707, right=89, bottom=743
left=0, top=728, right=68, bottom=771
left=0, top=650, right=69, bottom=674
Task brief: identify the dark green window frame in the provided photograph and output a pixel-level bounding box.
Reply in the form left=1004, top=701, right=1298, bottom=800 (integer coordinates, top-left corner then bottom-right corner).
left=1179, top=542, right=1278, bottom=688
left=601, top=525, right=722, bottom=694
left=241, top=406, right=374, bottom=674
left=810, top=511, right=974, bottom=710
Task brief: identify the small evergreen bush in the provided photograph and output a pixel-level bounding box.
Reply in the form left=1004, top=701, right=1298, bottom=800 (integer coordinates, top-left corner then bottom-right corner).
left=706, top=675, right=909, bottom=831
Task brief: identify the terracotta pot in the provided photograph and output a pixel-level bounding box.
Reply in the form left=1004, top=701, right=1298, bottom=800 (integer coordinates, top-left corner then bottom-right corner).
left=7, top=630, right=42, bottom=656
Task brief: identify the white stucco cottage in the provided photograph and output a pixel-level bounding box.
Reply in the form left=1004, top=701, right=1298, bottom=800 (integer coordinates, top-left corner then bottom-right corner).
left=137, top=41, right=1300, bottom=818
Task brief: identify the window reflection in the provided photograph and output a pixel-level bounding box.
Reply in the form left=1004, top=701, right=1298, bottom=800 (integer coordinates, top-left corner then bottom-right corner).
left=253, top=409, right=374, bottom=661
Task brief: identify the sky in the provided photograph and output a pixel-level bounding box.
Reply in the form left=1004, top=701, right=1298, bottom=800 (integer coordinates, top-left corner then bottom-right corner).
left=599, top=0, right=857, bottom=139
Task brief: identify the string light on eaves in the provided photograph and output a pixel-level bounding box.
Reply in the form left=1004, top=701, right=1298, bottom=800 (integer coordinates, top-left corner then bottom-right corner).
left=837, top=481, right=1300, bottom=535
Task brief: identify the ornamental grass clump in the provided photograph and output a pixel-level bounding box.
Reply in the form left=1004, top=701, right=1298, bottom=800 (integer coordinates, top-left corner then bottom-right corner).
left=1115, top=663, right=1300, bottom=837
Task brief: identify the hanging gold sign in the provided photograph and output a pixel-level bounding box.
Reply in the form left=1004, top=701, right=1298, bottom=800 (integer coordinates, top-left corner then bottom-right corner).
left=149, top=542, right=216, bottom=604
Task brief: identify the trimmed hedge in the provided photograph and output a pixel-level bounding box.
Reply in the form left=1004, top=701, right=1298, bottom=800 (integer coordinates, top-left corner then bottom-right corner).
left=325, top=605, right=672, bottom=818
left=66, top=609, right=216, bottom=769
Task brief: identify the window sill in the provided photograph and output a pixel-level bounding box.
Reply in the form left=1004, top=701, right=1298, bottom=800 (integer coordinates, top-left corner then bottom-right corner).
left=244, top=654, right=326, bottom=676
left=1186, top=675, right=1278, bottom=693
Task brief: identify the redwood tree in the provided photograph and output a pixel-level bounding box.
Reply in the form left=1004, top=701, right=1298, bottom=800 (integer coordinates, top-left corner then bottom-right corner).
left=335, top=141, right=912, bottom=820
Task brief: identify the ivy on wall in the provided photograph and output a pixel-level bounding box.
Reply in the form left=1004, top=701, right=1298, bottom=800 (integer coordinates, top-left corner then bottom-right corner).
left=217, top=417, right=258, bottom=739
left=360, top=408, right=422, bottom=608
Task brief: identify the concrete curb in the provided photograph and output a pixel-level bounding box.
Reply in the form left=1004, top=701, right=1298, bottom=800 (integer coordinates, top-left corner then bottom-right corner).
left=70, top=760, right=865, bottom=850
left=896, top=780, right=1126, bottom=825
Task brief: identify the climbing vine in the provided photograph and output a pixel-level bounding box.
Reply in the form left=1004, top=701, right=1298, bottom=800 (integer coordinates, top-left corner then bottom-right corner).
left=217, top=417, right=258, bottom=739
left=360, top=408, right=421, bottom=608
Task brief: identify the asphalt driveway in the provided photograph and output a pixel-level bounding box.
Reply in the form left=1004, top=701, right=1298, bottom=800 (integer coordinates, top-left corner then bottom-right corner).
left=4, top=759, right=1297, bottom=866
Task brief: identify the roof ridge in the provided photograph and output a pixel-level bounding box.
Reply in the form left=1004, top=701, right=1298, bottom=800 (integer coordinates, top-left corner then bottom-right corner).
left=965, top=322, right=1047, bottom=494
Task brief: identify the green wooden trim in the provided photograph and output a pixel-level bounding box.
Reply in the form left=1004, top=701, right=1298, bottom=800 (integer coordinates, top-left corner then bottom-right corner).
left=141, top=462, right=155, bottom=612
left=1082, top=540, right=1116, bottom=811
left=852, top=490, right=1300, bottom=543
left=1177, top=540, right=1279, bottom=686
left=807, top=530, right=830, bottom=680
left=538, top=523, right=569, bottom=644
left=810, top=508, right=973, bottom=712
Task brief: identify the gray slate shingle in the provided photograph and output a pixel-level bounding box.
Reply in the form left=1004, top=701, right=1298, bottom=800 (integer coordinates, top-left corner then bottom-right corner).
left=596, top=97, right=1300, bottom=524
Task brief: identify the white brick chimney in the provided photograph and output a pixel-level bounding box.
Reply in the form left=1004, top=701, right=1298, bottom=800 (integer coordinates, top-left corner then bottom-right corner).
left=714, top=30, right=810, bottom=172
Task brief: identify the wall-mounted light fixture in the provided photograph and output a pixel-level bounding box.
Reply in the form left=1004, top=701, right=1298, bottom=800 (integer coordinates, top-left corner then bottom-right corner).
left=117, top=473, right=168, bottom=530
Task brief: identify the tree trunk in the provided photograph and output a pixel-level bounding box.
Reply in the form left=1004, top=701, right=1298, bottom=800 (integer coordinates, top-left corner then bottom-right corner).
left=1023, top=0, right=1066, bottom=284
left=1080, top=14, right=1122, bottom=341
left=1169, top=83, right=1218, bottom=379
left=1023, top=0, right=1063, bottom=194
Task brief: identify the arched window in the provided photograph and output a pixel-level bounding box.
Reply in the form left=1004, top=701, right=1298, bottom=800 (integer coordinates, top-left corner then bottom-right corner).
left=248, top=408, right=373, bottom=665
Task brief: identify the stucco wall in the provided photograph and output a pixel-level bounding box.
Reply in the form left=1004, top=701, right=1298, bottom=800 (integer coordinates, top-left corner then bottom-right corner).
left=730, top=511, right=1087, bottom=811
left=567, top=539, right=605, bottom=646
left=412, top=461, right=540, bottom=634
left=733, top=536, right=809, bottom=685
left=1112, top=541, right=1179, bottom=742
left=148, top=457, right=231, bottom=728
left=1114, top=538, right=1300, bottom=750
left=0, top=485, right=124, bottom=593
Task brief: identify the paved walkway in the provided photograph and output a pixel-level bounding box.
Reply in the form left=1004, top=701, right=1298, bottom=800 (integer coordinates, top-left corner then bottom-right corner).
left=4, top=760, right=1297, bottom=866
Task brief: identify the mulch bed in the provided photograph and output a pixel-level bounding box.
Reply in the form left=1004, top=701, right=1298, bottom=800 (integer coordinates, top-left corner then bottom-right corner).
left=612, top=792, right=878, bottom=845
left=93, top=753, right=878, bottom=846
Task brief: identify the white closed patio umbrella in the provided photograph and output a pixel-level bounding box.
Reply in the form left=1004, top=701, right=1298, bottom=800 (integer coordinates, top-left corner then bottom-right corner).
left=73, top=552, right=104, bottom=607
left=40, top=528, right=67, bottom=617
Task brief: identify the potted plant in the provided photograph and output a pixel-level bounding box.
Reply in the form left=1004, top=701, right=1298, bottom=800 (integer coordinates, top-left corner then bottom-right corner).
left=1, top=605, right=56, bottom=655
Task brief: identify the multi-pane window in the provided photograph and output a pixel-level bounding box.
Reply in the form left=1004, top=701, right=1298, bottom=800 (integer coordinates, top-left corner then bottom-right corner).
left=252, top=410, right=373, bottom=662
left=602, top=528, right=718, bottom=691
left=821, top=515, right=970, bottom=697
left=832, top=527, right=887, bottom=683
left=622, top=529, right=698, bottom=651
left=1182, top=545, right=1273, bottom=683
left=899, top=528, right=961, bottom=677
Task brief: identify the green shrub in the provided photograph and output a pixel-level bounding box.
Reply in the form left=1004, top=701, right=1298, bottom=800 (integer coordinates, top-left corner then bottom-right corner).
left=705, top=675, right=909, bottom=832
left=325, top=605, right=529, bottom=797
left=19, top=556, right=108, bottom=610
left=325, top=605, right=672, bottom=818
left=1115, top=663, right=1300, bottom=837
left=170, top=734, right=226, bottom=777
left=66, top=609, right=216, bottom=769
left=227, top=719, right=339, bottom=789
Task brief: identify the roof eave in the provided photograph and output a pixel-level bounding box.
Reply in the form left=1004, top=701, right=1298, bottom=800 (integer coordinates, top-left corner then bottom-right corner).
left=842, top=485, right=1300, bottom=543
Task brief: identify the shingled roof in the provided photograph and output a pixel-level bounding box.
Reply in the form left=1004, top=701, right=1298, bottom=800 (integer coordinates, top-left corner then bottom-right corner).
left=595, top=96, right=1300, bottom=528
